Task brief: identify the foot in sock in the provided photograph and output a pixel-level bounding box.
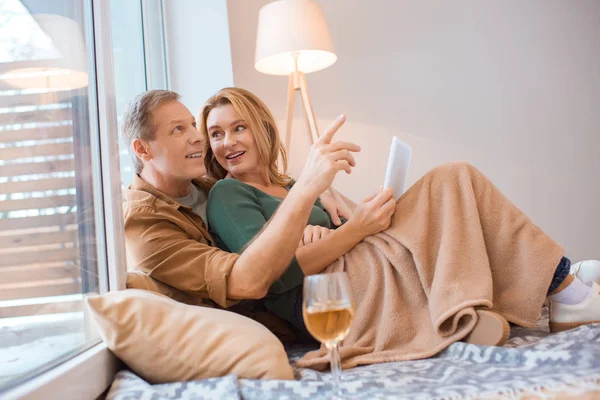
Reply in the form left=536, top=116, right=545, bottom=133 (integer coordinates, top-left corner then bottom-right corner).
left=570, top=260, right=600, bottom=286
left=548, top=274, right=600, bottom=333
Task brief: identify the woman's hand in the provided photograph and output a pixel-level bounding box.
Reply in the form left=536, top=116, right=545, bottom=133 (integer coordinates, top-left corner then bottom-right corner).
left=319, top=189, right=353, bottom=226
left=298, top=225, right=332, bottom=247
left=346, top=187, right=396, bottom=239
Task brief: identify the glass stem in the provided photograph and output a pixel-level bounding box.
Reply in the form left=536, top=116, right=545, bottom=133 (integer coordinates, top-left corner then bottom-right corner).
left=329, top=342, right=342, bottom=394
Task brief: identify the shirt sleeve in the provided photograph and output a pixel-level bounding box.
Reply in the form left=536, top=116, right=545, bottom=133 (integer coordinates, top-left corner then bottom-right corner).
left=124, top=205, right=239, bottom=308
left=207, top=179, right=304, bottom=295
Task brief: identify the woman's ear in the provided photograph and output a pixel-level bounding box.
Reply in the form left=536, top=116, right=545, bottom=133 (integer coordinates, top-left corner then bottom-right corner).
left=132, top=139, right=152, bottom=163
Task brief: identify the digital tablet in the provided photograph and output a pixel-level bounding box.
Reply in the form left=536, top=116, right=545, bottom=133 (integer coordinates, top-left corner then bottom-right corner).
left=383, top=136, right=412, bottom=199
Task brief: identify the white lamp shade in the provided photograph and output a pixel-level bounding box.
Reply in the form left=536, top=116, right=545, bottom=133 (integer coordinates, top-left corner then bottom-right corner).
left=3, top=14, right=88, bottom=91
left=255, top=0, right=337, bottom=76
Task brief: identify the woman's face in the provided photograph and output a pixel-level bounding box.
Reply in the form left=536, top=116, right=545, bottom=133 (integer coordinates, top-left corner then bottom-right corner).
left=206, top=104, right=262, bottom=177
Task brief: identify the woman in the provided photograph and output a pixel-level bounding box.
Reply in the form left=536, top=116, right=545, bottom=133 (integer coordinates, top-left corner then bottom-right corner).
left=200, top=87, right=600, bottom=370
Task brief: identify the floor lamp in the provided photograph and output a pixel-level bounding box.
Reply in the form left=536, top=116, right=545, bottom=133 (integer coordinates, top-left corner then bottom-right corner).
left=255, top=0, right=337, bottom=154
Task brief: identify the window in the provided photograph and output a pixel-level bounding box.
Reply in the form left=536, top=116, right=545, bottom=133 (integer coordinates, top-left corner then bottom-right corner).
left=110, top=0, right=146, bottom=187
left=111, top=0, right=169, bottom=188
left=0, top=0, right=110, bottom=390
left=0, top=0, right=218, bottom=395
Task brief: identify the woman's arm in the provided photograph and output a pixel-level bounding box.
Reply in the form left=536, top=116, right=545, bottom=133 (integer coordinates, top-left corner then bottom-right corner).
left=295, top=187, right=396, bottom=275
left=295, top=222, right=365, bottom=275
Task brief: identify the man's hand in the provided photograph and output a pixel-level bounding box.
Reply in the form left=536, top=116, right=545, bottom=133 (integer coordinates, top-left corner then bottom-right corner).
left=295, top=114, right=361, bottom=200
left=298, top=225, right=332, bottom=248
left=319, top=189, right=353, bottom=226
left=346, top=187, right=396, bottom=240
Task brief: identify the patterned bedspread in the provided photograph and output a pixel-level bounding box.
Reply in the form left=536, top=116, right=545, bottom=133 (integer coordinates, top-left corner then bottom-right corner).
left=106, top=309, right=600, bottom=399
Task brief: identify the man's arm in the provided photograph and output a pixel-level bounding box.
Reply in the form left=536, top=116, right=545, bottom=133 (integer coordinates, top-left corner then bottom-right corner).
left=226, top=115, right=360, bottom=299
left=207, top=179, right=305, bottom=295
left=226, top=186, right=316, bottom=299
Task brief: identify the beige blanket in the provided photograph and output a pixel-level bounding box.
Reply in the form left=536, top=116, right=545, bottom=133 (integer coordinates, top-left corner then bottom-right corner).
left=298, top=162, right=564, bottom=370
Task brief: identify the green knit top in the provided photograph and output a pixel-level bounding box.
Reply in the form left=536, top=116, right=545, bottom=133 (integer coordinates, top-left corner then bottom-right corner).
left=206, top=178, right=333, bottom=325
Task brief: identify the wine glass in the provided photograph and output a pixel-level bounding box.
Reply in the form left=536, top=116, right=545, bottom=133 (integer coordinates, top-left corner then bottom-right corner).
left=303, top=272, right=354, bottom=397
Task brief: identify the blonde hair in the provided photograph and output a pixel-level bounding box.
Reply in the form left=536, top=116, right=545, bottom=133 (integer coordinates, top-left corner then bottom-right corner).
left=199, top=87, right=290, bottom=187
left=121, top=90, right=180, bottom=173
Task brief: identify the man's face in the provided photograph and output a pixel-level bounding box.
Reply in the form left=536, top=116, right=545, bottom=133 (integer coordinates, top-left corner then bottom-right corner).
left=144, top=100, right=206, bottom=182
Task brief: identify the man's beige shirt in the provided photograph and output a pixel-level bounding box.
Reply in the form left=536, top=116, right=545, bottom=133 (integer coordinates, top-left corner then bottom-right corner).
left=123, top=174, right=239, bottom=308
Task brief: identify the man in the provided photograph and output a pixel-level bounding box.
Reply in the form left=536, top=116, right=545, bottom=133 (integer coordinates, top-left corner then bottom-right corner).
left=121, top=89, right=359, bottom=309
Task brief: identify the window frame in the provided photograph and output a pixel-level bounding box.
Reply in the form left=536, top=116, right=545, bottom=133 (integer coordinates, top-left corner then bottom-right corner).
left=141, top=0, right=170, bottom=90
left=89, top=0, right=128, bottom=292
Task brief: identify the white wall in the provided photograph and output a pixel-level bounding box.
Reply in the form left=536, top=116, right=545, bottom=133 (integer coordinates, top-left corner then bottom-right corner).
left=164, top=0, right=234, bottom=115
left=227, top=0, right=600, bottom=261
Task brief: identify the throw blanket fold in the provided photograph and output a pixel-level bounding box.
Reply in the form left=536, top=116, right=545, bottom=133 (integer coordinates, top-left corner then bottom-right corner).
left=298, top=162, right=565, bottom=370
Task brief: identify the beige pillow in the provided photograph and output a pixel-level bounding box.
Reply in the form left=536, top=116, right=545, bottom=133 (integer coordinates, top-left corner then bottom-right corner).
left=126, top=270, right=303, bottom=344
left=86, top=289, right=294, bottom=383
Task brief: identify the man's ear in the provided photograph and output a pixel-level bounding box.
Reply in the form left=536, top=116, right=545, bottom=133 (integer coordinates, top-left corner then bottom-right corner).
left=132, top=139, right=152, bottom=163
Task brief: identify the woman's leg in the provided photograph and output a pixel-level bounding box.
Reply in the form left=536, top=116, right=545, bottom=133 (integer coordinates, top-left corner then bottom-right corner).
left=390, top=162, right=600, bottom=330
left=548, top=257, right=573, bottom=294
left=300, top=162, right=560, bottom=369
left=386, top=162, right=565, bottom=327
left=298, top=163, right=597, bottom=370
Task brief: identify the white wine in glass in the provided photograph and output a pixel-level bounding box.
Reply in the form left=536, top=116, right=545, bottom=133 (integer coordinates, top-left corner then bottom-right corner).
left=303, top=272, right=354, bottom=396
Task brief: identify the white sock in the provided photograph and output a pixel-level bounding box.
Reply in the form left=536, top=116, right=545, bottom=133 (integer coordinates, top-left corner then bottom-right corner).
left=548, top=277, right=592, bottom=305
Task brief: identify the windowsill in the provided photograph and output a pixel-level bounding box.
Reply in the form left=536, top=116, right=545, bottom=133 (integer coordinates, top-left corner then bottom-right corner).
left=0, top=311, right=86, bottom=386
left=0, top=342, right=120, bottom=400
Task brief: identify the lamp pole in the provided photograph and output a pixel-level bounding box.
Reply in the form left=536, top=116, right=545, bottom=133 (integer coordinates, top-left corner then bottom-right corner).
left=284, top=53, right=320, bottom=154
left=283, top=53, right=348, bottom=209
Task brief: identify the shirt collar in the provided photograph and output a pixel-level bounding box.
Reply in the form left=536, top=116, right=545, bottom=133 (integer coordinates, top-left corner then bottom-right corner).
left=129, top=174, right=211, bottom=210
